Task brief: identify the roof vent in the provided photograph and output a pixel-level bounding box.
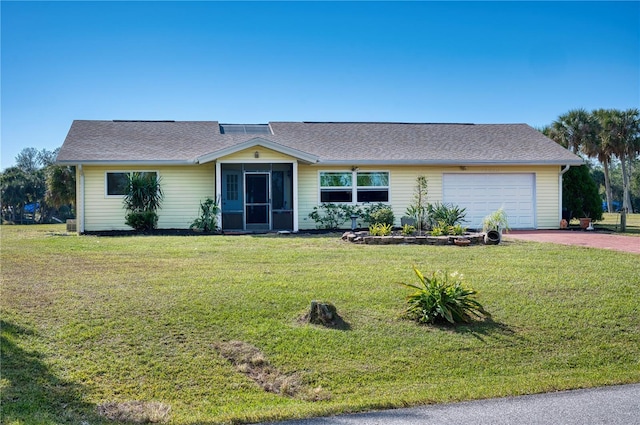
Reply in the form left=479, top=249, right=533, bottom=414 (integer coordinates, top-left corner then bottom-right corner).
left=219, top=124, right=271, bottom=135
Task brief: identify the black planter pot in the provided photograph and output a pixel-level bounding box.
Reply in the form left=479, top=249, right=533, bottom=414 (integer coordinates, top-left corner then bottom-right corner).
left=484, top=229, right=501, bottom=245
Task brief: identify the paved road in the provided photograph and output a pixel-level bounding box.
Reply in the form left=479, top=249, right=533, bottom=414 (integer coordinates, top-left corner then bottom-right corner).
left=257, top=384, right=640, bottom=424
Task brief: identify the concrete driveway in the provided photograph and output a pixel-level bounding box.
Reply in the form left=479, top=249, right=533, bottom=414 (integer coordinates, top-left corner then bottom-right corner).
left=257, top=383, right=640, bottom=425
left=505, top=230, right=640, bottom=254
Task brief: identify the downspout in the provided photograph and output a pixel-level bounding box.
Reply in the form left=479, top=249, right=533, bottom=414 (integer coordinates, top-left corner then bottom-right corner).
left=78, top=164, right=85, bottom=234
left=558, top=165, right=570, bottom=225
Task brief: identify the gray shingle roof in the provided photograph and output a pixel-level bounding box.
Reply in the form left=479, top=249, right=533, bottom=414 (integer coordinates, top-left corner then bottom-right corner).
left=56, top=120, right=583, bottom=165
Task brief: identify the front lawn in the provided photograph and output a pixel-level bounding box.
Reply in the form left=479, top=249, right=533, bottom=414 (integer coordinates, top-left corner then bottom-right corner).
left=2, top=224, right=639, bottom=424
left=596, top=212, right=640, bottom=235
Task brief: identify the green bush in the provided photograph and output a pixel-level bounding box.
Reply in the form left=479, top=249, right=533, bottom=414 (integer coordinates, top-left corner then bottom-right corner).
left=125, top=210, right=158, bottom=231
left=368, top=207, right=395, bottom=227
left=426, top=202, right=467, bottom=228
left=308, top=203, right=360, bottom=229
left=399, top=266, right=491, bottom=325
left=430, top=221, right=466, bottom=236
left=563, top=165, right=603, bottom=221
left=405, top=176, right=429, bottom=232
left=401, top=224, right=416, bottom=236
left=191, top=198, right=220, bottom=232
left=123, top=172, right=163, bottom=231
left=369, top=223, right=393, bottom=236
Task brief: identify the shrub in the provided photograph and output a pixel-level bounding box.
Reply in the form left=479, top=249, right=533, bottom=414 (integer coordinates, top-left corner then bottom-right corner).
left=401, top=224, right=416, bottom=236
left=369, top=223, right=392, bottom=236
left=360, top=203, right=389, bottom=226
left=368, top=207, right=395, bottom=227
left=482, top=207, right=510, bottom=232
left=308, top=203, right=357, bottom=229
left=426, top=202, right=466, bottom=228
left=405, top=176, right=429, bottom=232
left=563, top=165, right=603, bottom=221
left=430, top=221, right=465, bottom=236
left=125, top=210, right=158, bottom=231
left=123, top=172, right=163, bottom=231
left=191, top=198, right=220, bottom=232
left=399, top=266, right=491, bottom=325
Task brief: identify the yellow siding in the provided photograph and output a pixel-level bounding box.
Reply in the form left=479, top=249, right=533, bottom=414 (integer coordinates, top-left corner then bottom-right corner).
left=82, top=163, right=561, bottom=231
left=82, top=164, right=214, bottom=231
left=220, top=147, right=294, bottom=162
left=298, top=165, right=561, bottom=230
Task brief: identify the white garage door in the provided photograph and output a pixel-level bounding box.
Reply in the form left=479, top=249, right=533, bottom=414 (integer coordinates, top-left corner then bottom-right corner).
left=443, top=174, right=536, bottom=230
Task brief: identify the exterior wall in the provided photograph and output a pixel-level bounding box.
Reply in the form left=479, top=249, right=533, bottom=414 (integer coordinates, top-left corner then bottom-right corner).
left=80, top=161, right=561, bottom=232
left=81, top=164, right=214, bottom=231
left=298, top=165, right=562, bottom=230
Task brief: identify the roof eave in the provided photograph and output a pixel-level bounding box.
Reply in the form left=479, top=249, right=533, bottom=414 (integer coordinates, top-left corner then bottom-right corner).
left=55, top=159, right=197, bottom=166
left=315, top=159, right=585, bottom=166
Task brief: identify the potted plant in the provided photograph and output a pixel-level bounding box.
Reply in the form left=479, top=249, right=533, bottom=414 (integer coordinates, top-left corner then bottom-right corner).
left=482, top=207, right=510, bottom=245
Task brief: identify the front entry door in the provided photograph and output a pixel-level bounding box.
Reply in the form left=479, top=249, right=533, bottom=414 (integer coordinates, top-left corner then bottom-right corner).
left=245, top=173, right=270, bottom=231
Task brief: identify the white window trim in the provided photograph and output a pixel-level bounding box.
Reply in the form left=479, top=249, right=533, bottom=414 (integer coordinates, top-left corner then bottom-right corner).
left=104, top=170, right=160, bottom=198
left=318, top=170, right=390, bottom=204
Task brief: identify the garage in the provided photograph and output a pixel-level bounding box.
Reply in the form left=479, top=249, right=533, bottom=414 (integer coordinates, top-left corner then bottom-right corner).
left=442, top=173, right=536, bottom=230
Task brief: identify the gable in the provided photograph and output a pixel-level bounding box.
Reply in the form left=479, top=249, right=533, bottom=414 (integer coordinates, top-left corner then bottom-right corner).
left=196, top=137, right=318, bottom=164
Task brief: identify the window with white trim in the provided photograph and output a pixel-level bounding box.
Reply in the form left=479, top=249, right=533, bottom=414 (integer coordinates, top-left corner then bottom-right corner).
left=319, top=171, right=389, bottom=203
left=105, top=171, right=158, bottom=196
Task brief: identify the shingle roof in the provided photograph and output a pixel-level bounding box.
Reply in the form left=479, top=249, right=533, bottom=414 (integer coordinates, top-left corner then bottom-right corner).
left=56, top=120, right=583, bottom=165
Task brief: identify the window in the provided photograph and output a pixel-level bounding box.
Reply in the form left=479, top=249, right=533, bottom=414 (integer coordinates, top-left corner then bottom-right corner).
left=320, top=172, right=353, bottom=203
left=319, top=171, right=389, bottom=203
left=106, top=172, right=129, bottom=196
left=106, top=171, right=158, bottom=197
left=226, top=174, right=239, bottom=201
left=357, top=172, right=389, bottom=202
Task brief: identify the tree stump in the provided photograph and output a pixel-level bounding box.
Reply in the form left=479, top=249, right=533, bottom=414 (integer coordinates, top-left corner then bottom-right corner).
left=308, top=301, right=337, bottom=326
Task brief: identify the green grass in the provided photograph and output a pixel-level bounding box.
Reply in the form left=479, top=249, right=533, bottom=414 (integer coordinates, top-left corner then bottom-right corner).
left=596, top=212, right=640, bottom=235
left=2, top=224, right=639, bottom=424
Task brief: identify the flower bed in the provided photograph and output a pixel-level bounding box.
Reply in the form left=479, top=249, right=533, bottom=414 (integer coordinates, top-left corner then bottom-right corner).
left=342, top=231, right=485, bottom=245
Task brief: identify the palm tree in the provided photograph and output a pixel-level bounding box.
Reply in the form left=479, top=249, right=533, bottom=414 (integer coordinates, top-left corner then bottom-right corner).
left=550, top=108, right=598, bottom=153
left=607, top=109, right=640, bottom=213
left=591, top=109, right=615, bottom=212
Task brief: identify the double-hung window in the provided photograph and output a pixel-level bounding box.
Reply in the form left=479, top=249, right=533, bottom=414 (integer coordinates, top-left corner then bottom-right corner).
left=105, top=171, right=158, bottom=196
left=320, top=172, right=353, bottom=202
left=319, top=171, right=389, bottom=203
left=356, top=172, right=389, bottom=202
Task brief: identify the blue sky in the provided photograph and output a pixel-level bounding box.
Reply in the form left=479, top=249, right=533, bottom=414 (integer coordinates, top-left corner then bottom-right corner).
left=1, top=1, right=638, bottom=170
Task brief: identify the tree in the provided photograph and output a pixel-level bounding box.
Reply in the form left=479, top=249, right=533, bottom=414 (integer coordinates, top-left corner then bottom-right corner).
left=46, top=165, right=76, bottom=212
left=123, top=172, right=164, bottom=231
left=590, top=109, right=616, bottom=212
left=15, top=147, right=41, bottom=174
left=0, top=166, right=45, bottom=223
left=549, top=108, right=598, bottom=154
left=607, top=108, right=640, bottom=213
left=563, top=165, right=603, bottom=221
left=1, top=147, right=72, bottom=224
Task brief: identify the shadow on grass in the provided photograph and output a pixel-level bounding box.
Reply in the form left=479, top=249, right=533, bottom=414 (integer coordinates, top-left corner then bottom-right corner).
left=447, top=318, right=519, bottom=342
left=0, top=319, right=105, bottom=424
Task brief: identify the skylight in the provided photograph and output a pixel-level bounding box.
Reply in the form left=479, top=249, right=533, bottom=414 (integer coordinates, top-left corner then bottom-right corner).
left=219, top=124, right=271, bottom=135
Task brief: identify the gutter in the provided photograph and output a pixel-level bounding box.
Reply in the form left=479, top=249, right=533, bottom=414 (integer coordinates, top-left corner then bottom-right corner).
left=314, top=159, right=585, bottom=167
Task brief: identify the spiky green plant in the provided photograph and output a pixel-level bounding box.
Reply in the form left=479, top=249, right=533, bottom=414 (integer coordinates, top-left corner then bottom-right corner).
left=399, top=266, right=491, bottom=325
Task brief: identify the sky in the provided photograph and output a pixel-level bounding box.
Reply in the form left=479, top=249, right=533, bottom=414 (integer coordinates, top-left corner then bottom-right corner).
left=1, top=1, right=639, bottom=170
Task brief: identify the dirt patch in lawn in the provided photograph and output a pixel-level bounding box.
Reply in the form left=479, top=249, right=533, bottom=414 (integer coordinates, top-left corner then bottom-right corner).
left=214, top=340, right=330, bottom=401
